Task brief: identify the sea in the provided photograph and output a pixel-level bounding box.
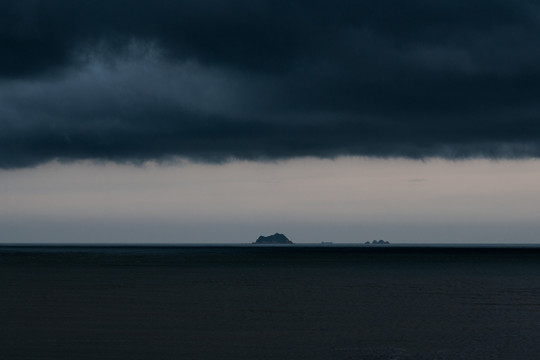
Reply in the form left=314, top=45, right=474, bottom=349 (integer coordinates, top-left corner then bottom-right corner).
left=1, top=244, right=540, bottom=360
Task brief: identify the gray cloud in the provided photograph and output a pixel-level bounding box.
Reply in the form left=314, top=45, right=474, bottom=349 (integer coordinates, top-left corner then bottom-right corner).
left=2, top=0, right=540, bottom=168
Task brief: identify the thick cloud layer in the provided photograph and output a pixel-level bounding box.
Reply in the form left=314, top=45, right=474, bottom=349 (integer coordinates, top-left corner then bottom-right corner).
left=2, top=0, right=540, bottom=167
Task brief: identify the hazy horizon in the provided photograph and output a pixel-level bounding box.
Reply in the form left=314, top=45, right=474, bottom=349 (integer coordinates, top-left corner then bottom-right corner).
left=2, top=157, right=540, bottom=244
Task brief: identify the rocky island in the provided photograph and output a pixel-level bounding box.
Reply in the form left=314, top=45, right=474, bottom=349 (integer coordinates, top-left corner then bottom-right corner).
left=365, top=240, right=390, bottom=245
left=253, top=233, right=294, bottom=244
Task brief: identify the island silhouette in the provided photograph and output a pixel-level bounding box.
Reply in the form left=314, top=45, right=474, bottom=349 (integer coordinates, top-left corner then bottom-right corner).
left=365, top=240, right=390, bottom=245
left=253, top=233, right=294, bottom=244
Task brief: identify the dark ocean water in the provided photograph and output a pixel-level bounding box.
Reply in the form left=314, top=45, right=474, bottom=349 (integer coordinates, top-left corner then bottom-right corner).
left=1, top=245, right=540, bottom=359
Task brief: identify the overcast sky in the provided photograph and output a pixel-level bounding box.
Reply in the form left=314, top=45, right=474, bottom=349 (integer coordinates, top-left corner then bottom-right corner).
left=2, top=0, right=540, bottom=243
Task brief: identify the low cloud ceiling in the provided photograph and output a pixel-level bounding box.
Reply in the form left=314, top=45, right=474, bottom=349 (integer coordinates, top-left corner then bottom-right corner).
left=2, top=0, right=540, bottom=168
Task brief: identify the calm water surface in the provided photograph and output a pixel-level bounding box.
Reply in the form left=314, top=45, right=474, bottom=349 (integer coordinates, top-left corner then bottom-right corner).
left=1, top=245, right=540, bottom=359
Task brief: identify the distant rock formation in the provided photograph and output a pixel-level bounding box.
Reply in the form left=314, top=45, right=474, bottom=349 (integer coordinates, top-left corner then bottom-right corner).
left=253, top=233, right=293, bottom=244
left=364, top=240, right=390, bottom=245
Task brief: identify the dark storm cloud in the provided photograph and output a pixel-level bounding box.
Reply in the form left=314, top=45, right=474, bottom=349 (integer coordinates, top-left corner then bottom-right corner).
left=2, top=0, right=540, bottom=167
